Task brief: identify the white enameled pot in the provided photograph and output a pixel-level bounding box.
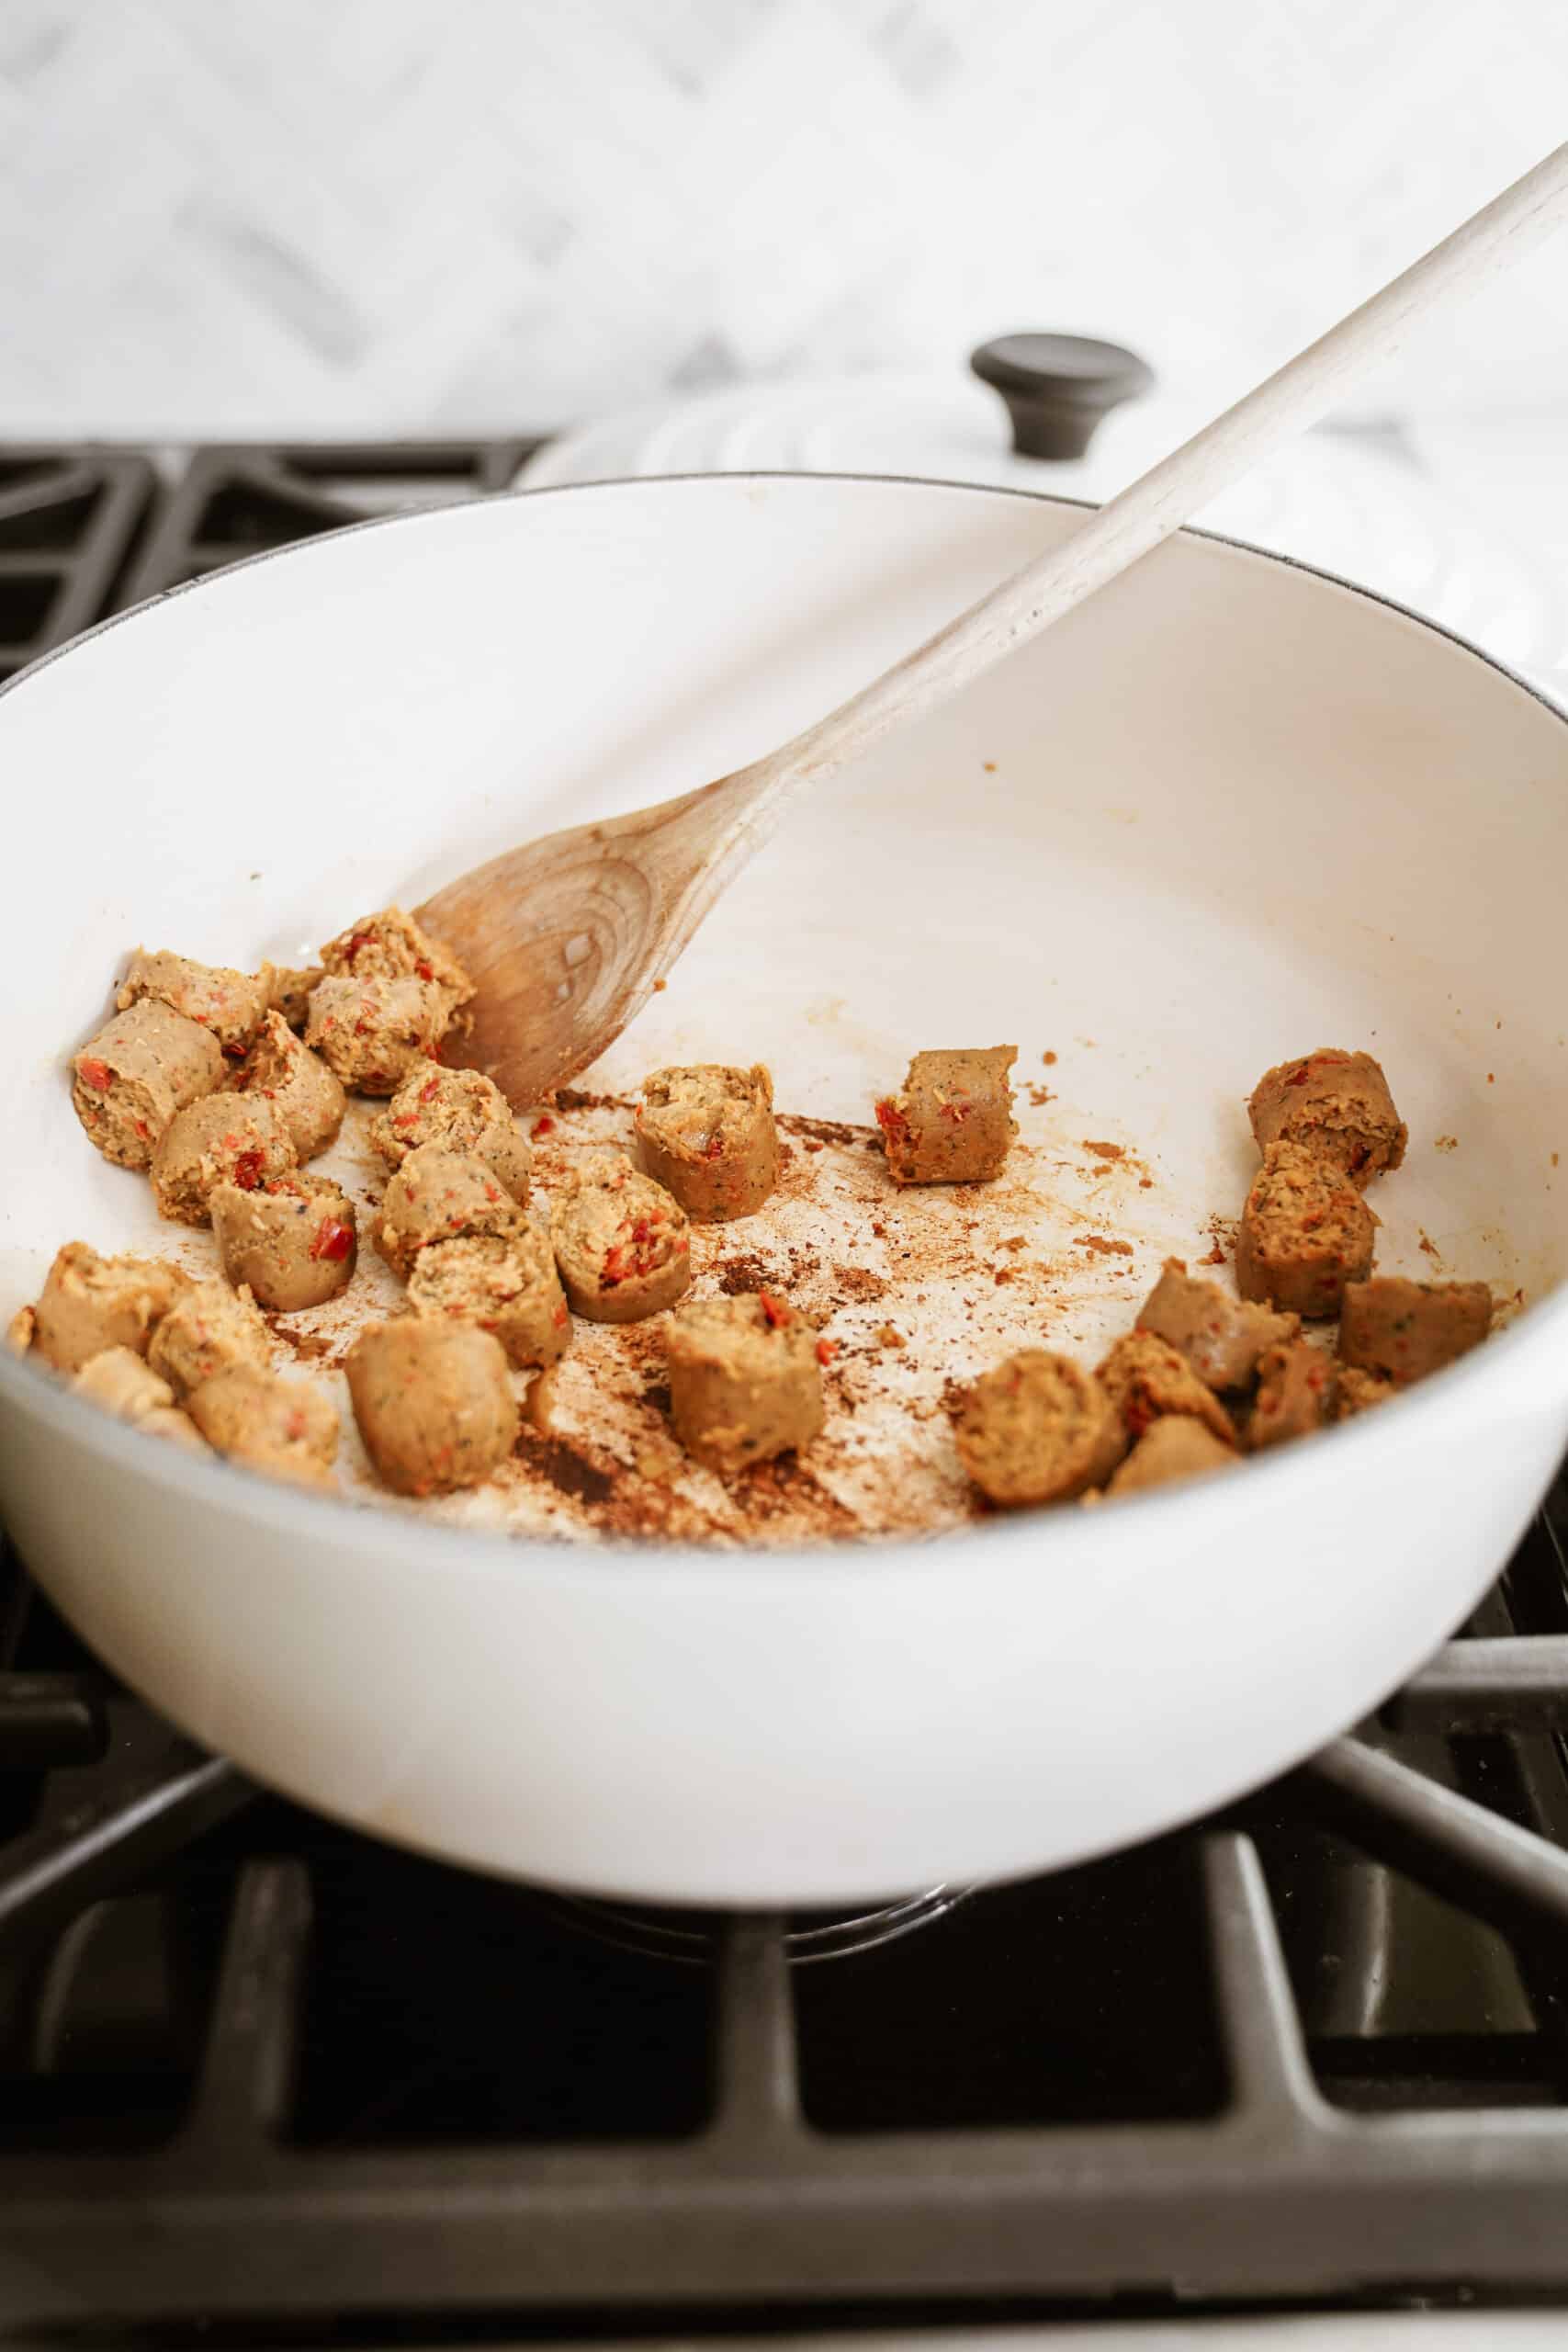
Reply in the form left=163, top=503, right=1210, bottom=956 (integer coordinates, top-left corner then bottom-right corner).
left=1, top=472, right=1565, bottom=1905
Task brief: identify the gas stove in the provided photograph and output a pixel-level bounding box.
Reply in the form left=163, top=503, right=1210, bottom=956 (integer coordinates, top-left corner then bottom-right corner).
left=7, top=444, right=1568, bottom=2343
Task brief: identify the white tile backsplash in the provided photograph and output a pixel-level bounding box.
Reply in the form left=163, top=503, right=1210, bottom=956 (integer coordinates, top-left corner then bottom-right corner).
left=3, top=0, right=1567, bottom=437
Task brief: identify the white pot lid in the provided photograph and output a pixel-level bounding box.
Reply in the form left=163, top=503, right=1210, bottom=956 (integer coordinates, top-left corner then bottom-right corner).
left=517, top=361, right=1568, bottom=694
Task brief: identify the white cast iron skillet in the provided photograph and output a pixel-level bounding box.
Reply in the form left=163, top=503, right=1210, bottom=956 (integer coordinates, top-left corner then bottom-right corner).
left=1, top=473, right=1565, bottom=1905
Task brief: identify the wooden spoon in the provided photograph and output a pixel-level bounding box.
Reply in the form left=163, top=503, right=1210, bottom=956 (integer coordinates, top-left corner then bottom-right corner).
left=421, top=143, right=1568, bottom=1108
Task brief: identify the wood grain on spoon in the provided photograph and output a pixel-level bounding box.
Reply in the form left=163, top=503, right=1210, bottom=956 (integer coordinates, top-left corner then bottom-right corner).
left=420, top=142, right=1568, bottom=1110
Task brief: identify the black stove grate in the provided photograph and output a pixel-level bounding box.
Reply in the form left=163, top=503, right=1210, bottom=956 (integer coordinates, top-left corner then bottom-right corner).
left=0, top=447, right=155, bottom=684
left=6, top=441, right=1568, bottom=2335
left=7, top=1492, right=1568, bottom=2331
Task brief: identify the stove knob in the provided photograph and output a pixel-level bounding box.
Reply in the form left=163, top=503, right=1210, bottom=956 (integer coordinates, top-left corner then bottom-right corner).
left=970, top=333, right=1155, bottom=461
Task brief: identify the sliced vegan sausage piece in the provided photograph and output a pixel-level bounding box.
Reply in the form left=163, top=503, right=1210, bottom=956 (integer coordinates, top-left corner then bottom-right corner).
left=187, top=1364, right=340, bottom=1487
left=1248, top=1048, right=1407, bottom=1185
left=1135, top=1258, right=1298, bottom=1391
left=211, top=1174, right=358, bottom=1312
left=876, top=1046, right=1018, bottom=1185
left=150, top=1094, right=298, bottom=1227
left=31, top=1242, right=192, bottom=1374
left=227, top=1009, right=345, bottom=1159
left=636, top=1064, right=779, bottom=1222
left=1235, top=1142, right=1375, bottom=1319
left=664, top=1291, right=825, bottom=1475
left=1095, top=1331, right=1238, bottom=1447
left=1332, top=1365, right=1395, bottom=1420
left=407, top=1228, right=571, bottom=1369
left=368, top=1066, right=531, bottom=1203
left=72, top=1347, right=208, bottom=1449
left=72, top=1001, right=224, bottom=1170
left=376, top=1144, right=525, bottom=1280
left=304, top=976, right=453, bottom=1095
left=259, top=961, right=322, bottom=1033
left=318, top=906, right=474, bottom=1008
left=1107, top=1417, right=1237, bottom=1497
left=1339, top=1276, right=1494, bottom=1385
left=1247, top=1339, right=1333, bottom=1453
left=956, top=1349, right=1125, bottom=1508
left=148, top=1276, right=271, bottom=1398
left=117, top=948, right=271, bottom=1058
left=345, top=1317, right=517, bottom=1497
left=552, top=1154, right=693, bottom=1324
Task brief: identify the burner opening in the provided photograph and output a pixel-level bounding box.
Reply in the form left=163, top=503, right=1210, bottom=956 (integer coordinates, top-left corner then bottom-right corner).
left=0, top=483, right=103, bottom=552
left=0, top=571, right=61, bottom=644
left=287, top=1839, right=716, bottom=2148
left=0, top=1873, right=231, bottom=2155
left=194, top=481, right=353, bottom=551
left=795, top=1839, right=1227, bottom=2132
left=0, top=459, right=64, bottom=494
left=1255, top=1757, right=1568, bottom=2115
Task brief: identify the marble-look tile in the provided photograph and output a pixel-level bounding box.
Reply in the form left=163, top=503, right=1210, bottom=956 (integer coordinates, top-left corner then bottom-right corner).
left=1, top=0, right=1566, bottom=436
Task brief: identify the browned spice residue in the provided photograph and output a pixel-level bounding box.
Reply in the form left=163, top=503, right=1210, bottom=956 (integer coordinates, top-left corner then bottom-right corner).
left=264, top=1315, right=336, bottom=1362
left=1434, top=1135, right=1459, bottom=1152
left=512, top=1429, right=615, bottom=1508
left=832, top=1264, right=889, bottom=1302
left=1075, top=1234, right=1134, bottom=1258
left=983, top=760, right=997, bottom=772
left=1082, top=1140, right=1124, bottom=1161
left=1201, top=1214, right=1237, bottom=1268
left=555, top=1087, right=635, bottom=1113
left=1025, top=1084, right=1054, bottom=1107
left=716, top=1253, right=772, bottom=1295
left=1043, top=1051, right=1058, bottom=1066
left=778, top=1111, right=878, bottom=1148
left=1418, top=1231, right=1442, bottom=1261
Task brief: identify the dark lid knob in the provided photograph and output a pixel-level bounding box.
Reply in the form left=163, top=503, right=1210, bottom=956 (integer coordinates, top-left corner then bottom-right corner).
left=970, top=333, right=1155, bottom=461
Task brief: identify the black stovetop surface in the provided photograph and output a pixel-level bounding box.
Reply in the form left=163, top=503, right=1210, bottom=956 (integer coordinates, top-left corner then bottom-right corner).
left=7, top=441, right=1568, bottom=2340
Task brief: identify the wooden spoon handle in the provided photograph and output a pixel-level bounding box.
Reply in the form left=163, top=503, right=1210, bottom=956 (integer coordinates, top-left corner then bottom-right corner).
left=741, top=140, right=1568, bottom=813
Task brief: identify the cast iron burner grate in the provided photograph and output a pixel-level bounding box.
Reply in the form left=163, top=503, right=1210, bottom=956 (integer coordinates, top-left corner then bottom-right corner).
left=7, top=442, right=1568, bottom=2335
left=0, top=447, right=154, bottom=684
left=8, top=1492, right=1568, bottom=2330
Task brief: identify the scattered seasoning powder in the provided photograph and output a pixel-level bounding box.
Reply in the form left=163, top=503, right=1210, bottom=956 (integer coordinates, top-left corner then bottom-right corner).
left=652, top=978, right=667, bottom=992
left=1435, top=1136, right=1459, bottom=1152
left=1043, top=1051, right=1057, bottom=1066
